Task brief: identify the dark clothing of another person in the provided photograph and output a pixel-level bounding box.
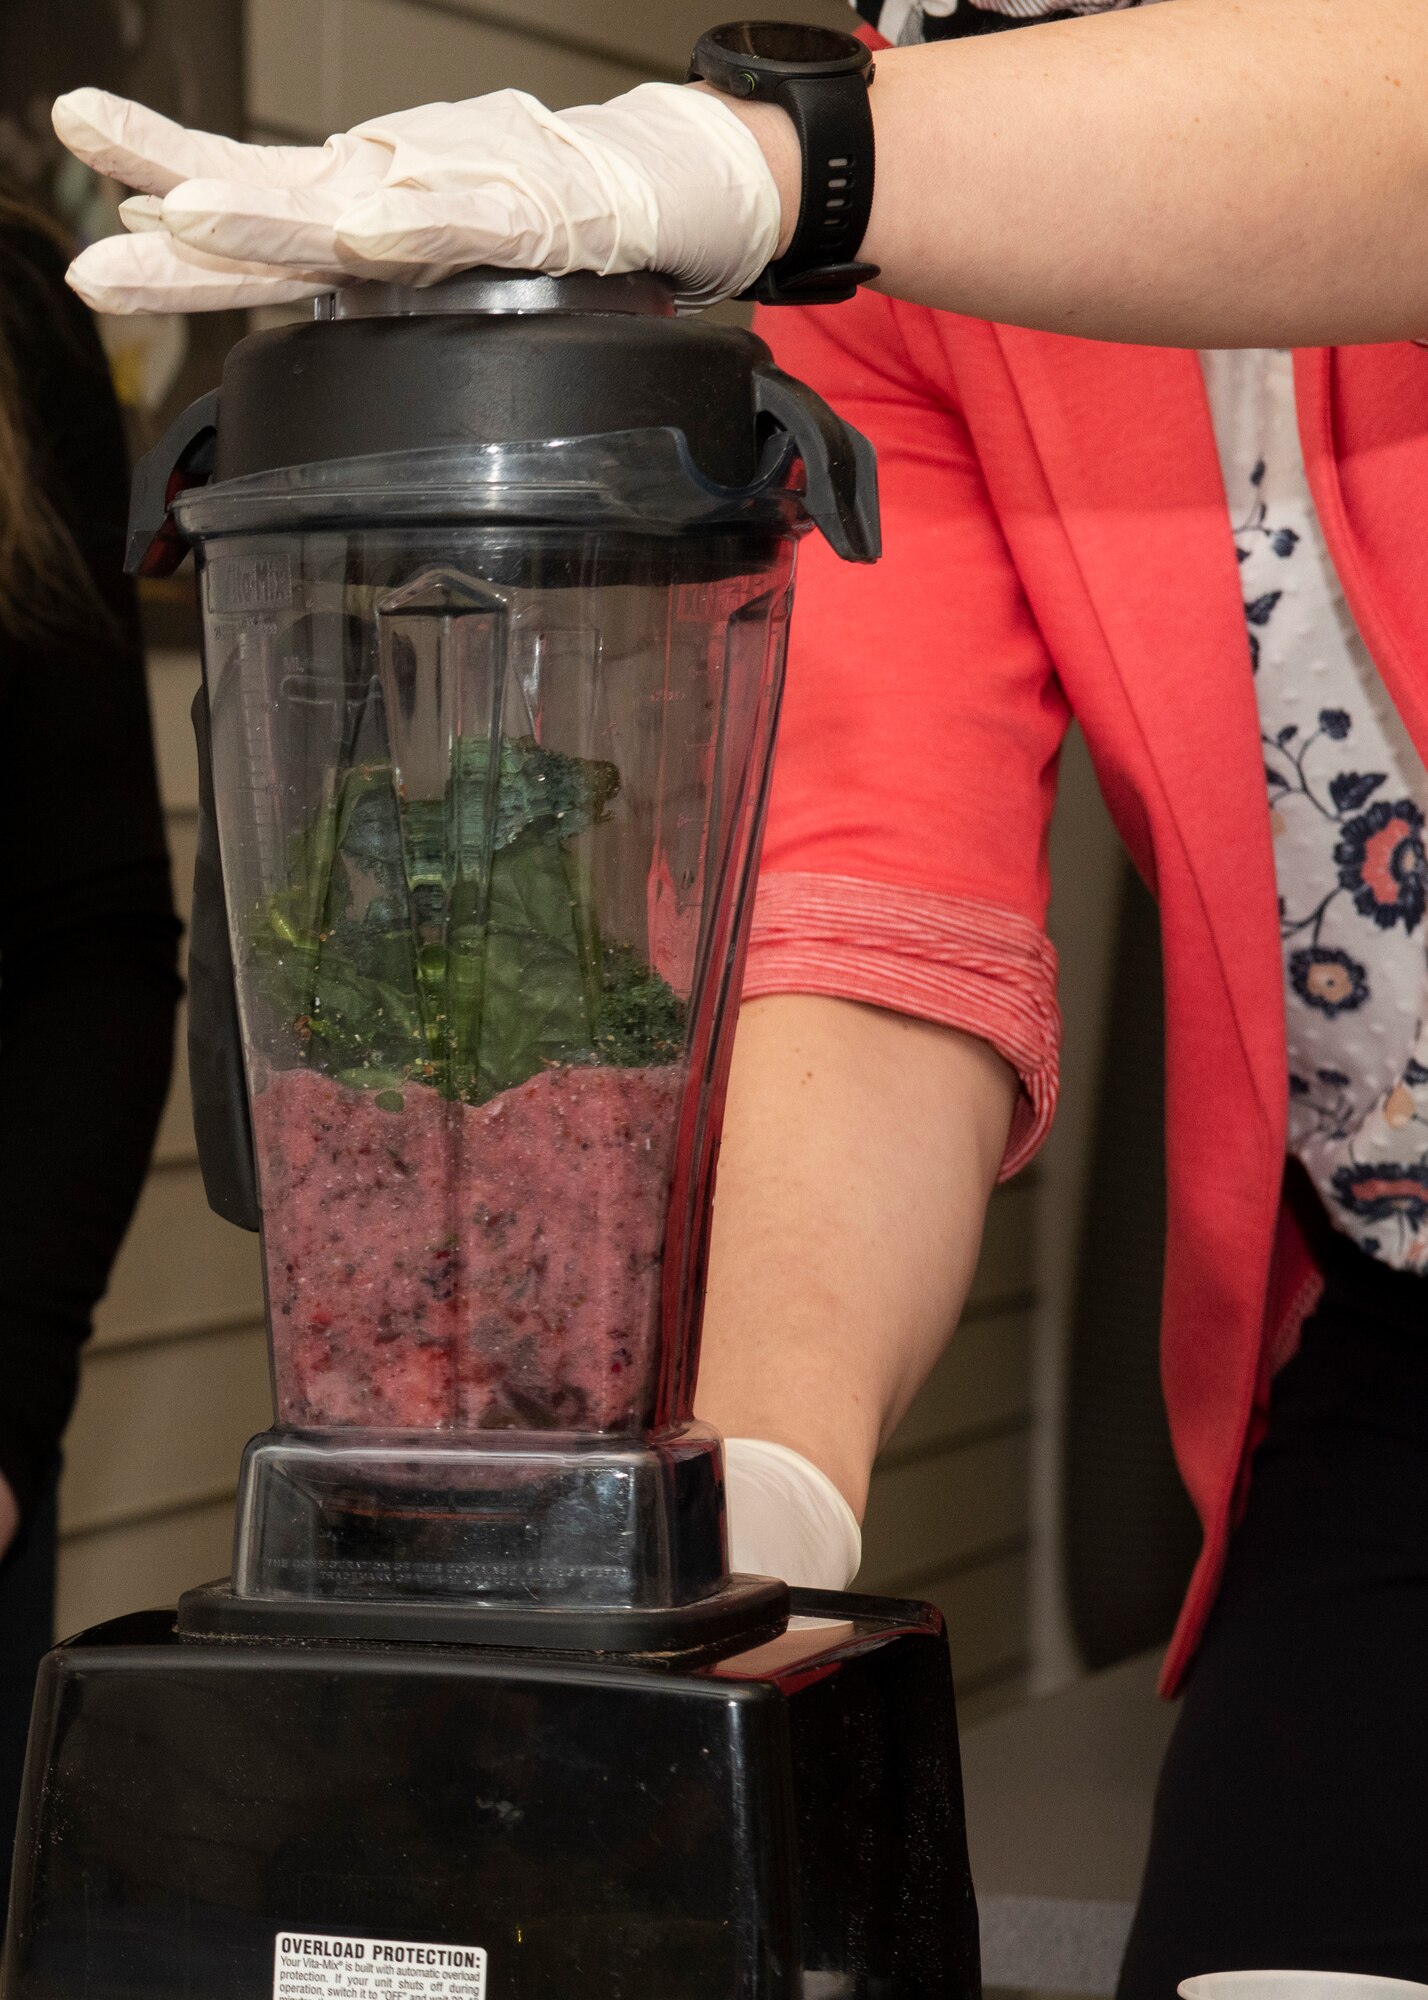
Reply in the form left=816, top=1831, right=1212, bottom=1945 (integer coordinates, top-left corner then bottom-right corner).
left=0, top=216, right=180, bottom=1891
left=0, top=1478, right=56, bottom=1894
left=1119, top=1214, right=1428, bottom=1994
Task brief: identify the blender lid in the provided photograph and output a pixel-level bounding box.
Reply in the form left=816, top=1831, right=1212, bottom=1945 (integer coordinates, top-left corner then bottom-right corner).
left=312, top=266, right=679, bottom=320
left=127, top=268, right=880, bottom=573
left=170, top=427, right=811, bottom=540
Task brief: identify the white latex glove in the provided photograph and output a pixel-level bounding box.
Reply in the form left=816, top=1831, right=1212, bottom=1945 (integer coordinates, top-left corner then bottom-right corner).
left=723, top=1438, right=862, bottom=1592
left=52, top=84, right=782, bottom=315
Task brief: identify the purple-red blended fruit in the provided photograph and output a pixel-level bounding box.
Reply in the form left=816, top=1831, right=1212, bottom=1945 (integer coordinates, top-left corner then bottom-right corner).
left=253, top=1063, right=685, bottom=1433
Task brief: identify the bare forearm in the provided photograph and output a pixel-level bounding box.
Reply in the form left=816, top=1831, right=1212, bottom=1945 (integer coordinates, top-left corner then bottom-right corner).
left=695, top=995, right=1017, bottom=1516
left=730, top=0, right=1428, bottom=348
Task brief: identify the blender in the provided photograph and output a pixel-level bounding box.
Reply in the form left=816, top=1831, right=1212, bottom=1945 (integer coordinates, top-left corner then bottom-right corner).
left=3, top=270, right=981, bottom=1999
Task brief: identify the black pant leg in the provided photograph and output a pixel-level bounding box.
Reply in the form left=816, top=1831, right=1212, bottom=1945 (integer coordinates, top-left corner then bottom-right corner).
left=1118, top=1269, right=1428, bottom=1997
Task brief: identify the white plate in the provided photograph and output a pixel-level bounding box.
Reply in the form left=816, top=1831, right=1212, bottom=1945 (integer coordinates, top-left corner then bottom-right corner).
left=1182, top=1974, right=1428, bottom=2000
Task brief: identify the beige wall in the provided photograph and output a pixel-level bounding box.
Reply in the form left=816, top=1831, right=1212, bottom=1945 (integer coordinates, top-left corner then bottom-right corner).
left=245, top=0, right=854, bottom=137
left=60, top=0, right=1037, bottom=1721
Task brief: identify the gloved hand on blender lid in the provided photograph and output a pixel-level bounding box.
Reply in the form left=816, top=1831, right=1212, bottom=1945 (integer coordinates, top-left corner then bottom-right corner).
left=51, top=82, right=784, bottom=315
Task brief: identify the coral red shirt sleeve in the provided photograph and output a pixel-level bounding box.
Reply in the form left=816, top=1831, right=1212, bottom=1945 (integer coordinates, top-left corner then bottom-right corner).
left=745, top=289, right=1069, bottom=1176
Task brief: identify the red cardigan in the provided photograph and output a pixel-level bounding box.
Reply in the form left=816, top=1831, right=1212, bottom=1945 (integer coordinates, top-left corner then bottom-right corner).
left=742, top=289, right=1428, bottom=1693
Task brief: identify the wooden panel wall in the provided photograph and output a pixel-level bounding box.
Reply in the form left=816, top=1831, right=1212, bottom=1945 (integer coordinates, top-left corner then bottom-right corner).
left=57, top=0, right=1037, bottom=1720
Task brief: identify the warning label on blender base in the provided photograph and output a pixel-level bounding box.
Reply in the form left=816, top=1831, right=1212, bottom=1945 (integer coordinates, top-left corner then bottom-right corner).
left=274, top=1932, right=487, bottom=2000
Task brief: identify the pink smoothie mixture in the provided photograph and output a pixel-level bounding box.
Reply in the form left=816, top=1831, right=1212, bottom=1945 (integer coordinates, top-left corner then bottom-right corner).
left=251, top=1062, right=686, bottom=1433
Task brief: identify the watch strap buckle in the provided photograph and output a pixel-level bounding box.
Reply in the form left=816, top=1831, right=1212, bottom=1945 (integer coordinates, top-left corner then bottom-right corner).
left=744, top=259, right=881, bottom=307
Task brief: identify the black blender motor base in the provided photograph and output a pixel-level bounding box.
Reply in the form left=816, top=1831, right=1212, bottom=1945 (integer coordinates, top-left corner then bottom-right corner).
left=2, top=1592, right=980, bottom=2000
left=176, top=1571, right=790, bottom=1660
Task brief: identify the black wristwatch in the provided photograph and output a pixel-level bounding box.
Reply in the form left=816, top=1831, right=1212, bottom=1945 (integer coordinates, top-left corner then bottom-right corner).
left=688, top=21, right=877, bottom=306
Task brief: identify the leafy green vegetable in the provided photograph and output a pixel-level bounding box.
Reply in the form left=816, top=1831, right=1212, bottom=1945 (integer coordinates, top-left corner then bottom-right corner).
left=248, top=735, right=685, bottom=1102
left=594, top=944, right=688, bottom=1067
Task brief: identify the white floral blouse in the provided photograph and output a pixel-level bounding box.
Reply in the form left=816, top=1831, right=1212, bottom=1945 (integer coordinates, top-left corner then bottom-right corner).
left=1201, top=351, right=1428, bottom=1269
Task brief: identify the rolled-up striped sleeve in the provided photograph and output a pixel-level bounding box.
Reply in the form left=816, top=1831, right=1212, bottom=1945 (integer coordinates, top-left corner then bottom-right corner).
left=745, top=287, right=1070, bottom=1177
left=744, top=873, right=1059, bottom=1177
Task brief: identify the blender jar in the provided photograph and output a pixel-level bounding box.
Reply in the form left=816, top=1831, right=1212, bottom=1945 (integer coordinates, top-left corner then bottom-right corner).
left=185, top=462, right=789, bottom=1446
left=137, top=273, right=878, bottom=1633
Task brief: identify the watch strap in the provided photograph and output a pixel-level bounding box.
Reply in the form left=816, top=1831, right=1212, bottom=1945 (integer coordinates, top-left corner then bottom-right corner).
left=750, top=70, right=878, bottom=306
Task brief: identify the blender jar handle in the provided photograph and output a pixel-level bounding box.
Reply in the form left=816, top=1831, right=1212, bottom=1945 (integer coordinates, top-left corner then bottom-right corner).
left=125, top=388, right=220, bottom=578
left=188, top=682, right=260, bottom=1232
left=752, top=363, right=881, bottom=564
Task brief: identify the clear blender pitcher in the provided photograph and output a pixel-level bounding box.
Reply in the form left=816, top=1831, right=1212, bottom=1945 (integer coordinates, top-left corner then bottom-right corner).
left=134, top=270, right=878, bottom=1649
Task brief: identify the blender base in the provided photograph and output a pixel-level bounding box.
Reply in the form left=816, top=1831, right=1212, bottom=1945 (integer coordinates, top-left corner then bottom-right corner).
left=176, top=1570, right=790, bottom=1658
left=2, top=1591, right=980, bottom=2000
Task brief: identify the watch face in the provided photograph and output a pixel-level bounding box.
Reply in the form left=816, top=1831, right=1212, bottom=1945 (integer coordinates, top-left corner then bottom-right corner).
left=704, top=21, right=866, bottom=65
